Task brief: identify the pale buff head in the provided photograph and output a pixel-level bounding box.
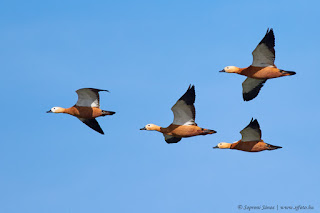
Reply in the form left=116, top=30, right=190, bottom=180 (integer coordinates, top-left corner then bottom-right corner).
left=47, top=107, right=65, bottom=113
left=213, top=142, right=232, bottom=149
left=220, top=66, right=240, bottom=73
left=140, top=124, right=161, bottom=131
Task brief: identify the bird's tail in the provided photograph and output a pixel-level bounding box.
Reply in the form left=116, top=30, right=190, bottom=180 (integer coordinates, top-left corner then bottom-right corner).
left=281, top=70, right=296, bottom=76
left=102, top=110, right=116, bottom=116
left=202, top=129, right=217, bottom=134
left=267, top=144, right=282, bottom=150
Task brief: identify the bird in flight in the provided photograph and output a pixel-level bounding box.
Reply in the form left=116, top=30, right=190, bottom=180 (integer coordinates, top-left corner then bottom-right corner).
left=47, top=88, right=115, bottom=134
left=213, top=118, right=282, bottom=152
left=140, top=85, right=216, bottom=143
left=220, top=28, right=296, bottom=101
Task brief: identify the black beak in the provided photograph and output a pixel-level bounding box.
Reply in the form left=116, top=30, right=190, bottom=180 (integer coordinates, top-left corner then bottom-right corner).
left=213, top=146, right=219, bottom=149
left=46, top=110, right=52, bottom=113
left=219, top=69, right=225, bottom=72
left=140, top=127, right=147, bottom=130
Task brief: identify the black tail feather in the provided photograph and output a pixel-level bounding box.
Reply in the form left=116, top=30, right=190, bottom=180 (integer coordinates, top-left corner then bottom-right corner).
left=281, top=70, right=296, bottom=75
left=102, top=110, right=116, bottom=116
left=203, top=129, right=217, bottom=134
left=285, top=71, right=296, bottom=75
left=268, top=144, right=282, bottom=150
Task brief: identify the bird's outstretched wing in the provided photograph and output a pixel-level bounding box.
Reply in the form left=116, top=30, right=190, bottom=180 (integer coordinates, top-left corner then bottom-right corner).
left=252, top=28, right=276, bottom=67
left=242, top=77, right=267, bottom=101
left=240, top=118, right=262, bottom=142
left=75, top=88, right=109, bottom=108
left=171, top=85, right=196, bottom=126
left=163, top=134, right=182, bottom=144
left=78, top=118, right=104, bottom=134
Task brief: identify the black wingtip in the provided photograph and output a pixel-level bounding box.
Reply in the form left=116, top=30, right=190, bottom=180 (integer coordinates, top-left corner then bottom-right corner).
left=96, top=128, right=105, bottom=135
left=179, top=85, right=195, bottom=105
left=266, top=28, right=274, bottom=35
left=187, top=84, right=195, bottom=90
left=267, top=28, right=274, bottom=33
left=92, top=126, right=105, bottom=135
left=165, top=137, right=182, bottom=144
left=259, top=28, right=275, bottom=50
left=81, top=118, right=105, bottom=135
left=243, top=95, right=254, bottom=102
left=248, top=118, right=260, bottom=129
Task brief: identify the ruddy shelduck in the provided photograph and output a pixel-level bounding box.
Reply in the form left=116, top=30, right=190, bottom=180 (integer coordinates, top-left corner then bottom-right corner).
left=220, top=28, right=296, bottom=101
left=140, top=85, right=216, bottom=143
left=47, top=88, right=115, bottom=134
left=213, top=118, right=282, bottom=152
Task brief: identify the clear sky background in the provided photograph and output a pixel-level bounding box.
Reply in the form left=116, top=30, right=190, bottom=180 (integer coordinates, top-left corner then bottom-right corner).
left=0, top=0, right=319, bottom=212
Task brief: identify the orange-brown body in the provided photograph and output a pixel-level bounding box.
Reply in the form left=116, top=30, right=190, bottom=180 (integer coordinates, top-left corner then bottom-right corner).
left=230, top=140, right=269, bottom=152
left=238, top=66, right=290, bottom=79
left=64, top=106, right=103, bottom=119
left=160, top=124, right=214, bottom=138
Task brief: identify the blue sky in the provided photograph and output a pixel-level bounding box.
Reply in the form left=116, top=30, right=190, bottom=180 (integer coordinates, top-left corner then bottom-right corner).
left=0, top=0, right=319, bottom=212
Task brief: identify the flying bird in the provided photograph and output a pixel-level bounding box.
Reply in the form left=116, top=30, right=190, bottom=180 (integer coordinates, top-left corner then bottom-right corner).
left=220, top=28, right=296, bottom=101
left=213, top=118, right=282, bottom=152
left=47, top=88, right=115, bottom=134
left=140, top=85, right=216, bottom=143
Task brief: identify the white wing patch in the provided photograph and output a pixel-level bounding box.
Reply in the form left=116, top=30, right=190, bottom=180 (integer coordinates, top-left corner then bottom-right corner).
left=171, top=100, right=195, bottom=126
left=252, top=43, right=275, bottom=67
left=76, top=88, right=100, bottom=107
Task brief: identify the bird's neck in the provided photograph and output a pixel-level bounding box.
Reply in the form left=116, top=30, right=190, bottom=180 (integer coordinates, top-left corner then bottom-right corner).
left=230, top=141, right=241, bottom=149
left=63, top=107, right=76, bottom=115
left=55, top=107, right=67, bottom=113
left=152, top=125, right=162, bottom=132
left=237, top=67, right=248, bottom=74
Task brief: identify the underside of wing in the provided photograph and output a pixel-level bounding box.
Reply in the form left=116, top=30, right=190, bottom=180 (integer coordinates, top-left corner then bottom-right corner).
left=163, top=134, right=182, bottom=144
left=242, top=77, right=267, bottom=101
left=240, top=118, right=262, bottom=142
left=75, top=88, right=108, bottom=108
left=78, top=118, right=104, bottom=134
left=252, top=28, right=275, bottom=67
left=171, top=85, right=196, bottom=126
